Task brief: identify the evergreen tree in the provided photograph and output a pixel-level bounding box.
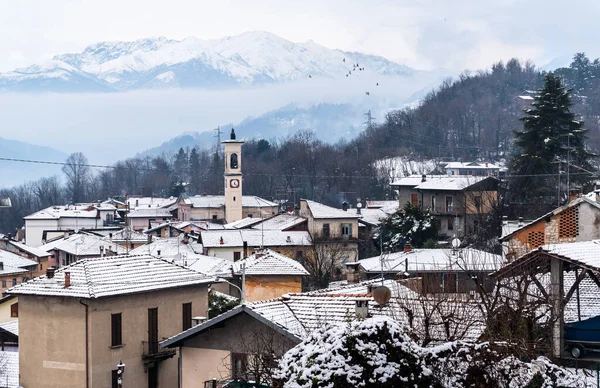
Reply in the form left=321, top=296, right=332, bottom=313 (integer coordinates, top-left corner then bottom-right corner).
left=173, top=147, right=188, bottom=183
left=510, top=74, right=594, bottom=203
left=188, top=147, right=201, bottom=194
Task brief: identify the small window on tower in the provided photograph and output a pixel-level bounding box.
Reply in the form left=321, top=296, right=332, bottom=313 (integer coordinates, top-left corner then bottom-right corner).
left=231, top=153, right=239, bottom=169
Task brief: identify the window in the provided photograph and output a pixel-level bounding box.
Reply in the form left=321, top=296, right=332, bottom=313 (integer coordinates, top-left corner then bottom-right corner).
left=473, top=195, right=482, bottom=210
left=247, top=214, right=253, bottom=218
left=341, top=223, right=352, bottom=239
left=1, top=280, right=5, bottom=288
left=230, top=153, right=239, bottom=169
left=212, top=215, right=218, bottom=220
left=431, top=196, right=436, bottom=211
left=11, top=279, right=16, bottom=287
left=322, top=224, right=330, bottom=238
left=10, top=303, right=17, bottom=318
left=231, top=353, right=248, bottom=380
left=411, top=193, right=419, bottom=207
left=182, top=303, right=192, bottom=331
left=233, top=252, right=241, bottom=261
left=111, top=313, right=122, bottom=347
left=447, top=218, right=454, bottom=231
left=39, top=263, right=43, bottom=271
left=559, top=206, right=579, bottom=239
left=445, top=196, right=453, bottom=213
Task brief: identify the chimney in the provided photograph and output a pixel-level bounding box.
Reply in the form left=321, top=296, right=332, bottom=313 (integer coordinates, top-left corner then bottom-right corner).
left=502, top=215, right=508, bottom=226
left=147, top=234, right=152, bottom=244
left=286, top=235, right=292, bottom=243
left=356, top=202, right=362, bottom=215
left=109, top=232, right=113, bottom=240
left=355, top=300, right=369, bottom=319
left=157, top=250, right=161, bottom=256
left=518, top=217, right=524, bottom=227
left=421, top=174, right=427, bottom=182
left=47, top=267, right=55, bottom=279
left=64, top=271, right=71, bottom=288
left=182, top=233, right=189, bottom=244
left=342, top=202, right=348, bottom=211
left=6, top=233, right=11, bottom=241
left=345, top=262, right=361, bottom=284
left=404, top=242, right=413, bottom=253
left=219, top=237, right=224, bottom=245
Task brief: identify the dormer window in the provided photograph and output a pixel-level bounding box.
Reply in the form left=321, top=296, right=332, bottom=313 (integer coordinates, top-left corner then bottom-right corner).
left=230, top=153, right=239, bottom=169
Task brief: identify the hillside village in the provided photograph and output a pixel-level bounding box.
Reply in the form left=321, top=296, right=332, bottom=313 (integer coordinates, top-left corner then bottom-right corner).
left=2, top=58, right=600, bottom=386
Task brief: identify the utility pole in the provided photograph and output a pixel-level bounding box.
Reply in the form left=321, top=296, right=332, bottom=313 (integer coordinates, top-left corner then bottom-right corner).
left=567, top=133, right=571, bottom=198
left=241, top=263, right=246, bottom=305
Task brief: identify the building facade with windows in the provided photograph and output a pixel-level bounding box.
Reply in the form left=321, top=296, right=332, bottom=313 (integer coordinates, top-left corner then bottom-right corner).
left=391, top=175, right=498, bottom=238
left=10, top=255, right=213, bottom=388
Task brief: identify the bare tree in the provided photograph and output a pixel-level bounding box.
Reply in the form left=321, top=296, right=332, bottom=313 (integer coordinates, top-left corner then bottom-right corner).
left=62, top=152, right=90, bottom=204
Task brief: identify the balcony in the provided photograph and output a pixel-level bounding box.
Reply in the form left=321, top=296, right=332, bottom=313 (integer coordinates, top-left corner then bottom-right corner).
left=142, top=341, right=176, bottom=363
left=429, top=205, right=459, bottom=215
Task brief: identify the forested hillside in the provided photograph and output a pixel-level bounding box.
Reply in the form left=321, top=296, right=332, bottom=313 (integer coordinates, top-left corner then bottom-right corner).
left=2, top=54, right=600, bottom=234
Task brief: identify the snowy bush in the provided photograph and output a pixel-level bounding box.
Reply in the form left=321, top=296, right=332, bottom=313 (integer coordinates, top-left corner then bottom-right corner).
left=379, top=203, right=436, bottom=250
left=276, top=317, right=585, bottom=388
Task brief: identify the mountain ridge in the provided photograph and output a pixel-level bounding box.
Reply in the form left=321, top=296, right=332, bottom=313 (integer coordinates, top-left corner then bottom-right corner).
left=0, top=31, right=417, bottom=92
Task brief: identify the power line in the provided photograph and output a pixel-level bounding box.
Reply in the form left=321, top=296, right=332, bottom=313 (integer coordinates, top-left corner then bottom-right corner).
left=0, top=156, right=596, bottom=180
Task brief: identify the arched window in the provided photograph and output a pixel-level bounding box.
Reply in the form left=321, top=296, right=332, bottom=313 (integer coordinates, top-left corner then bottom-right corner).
left=230, top=153, right=239, bottom=169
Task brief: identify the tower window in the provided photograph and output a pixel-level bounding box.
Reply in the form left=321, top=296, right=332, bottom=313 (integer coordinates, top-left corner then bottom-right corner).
left=231, top=153, right=239, bottom=169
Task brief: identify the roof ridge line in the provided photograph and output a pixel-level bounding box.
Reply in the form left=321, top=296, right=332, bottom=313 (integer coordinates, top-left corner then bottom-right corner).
left=82, top=260, right=95, bottom=299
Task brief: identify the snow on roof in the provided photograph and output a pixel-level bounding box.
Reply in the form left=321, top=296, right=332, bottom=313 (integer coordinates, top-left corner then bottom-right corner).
left=444, top=162, right=500, bottom=170
left=129, top=235, right=203, bottom=258
left=0, top=321, right=18, bottom=337
left=231, top=249, right=309, bottom=276
left=391, top=174, right=489, bottom=191
left=127, top=196, right=177, bottom=209
left=5, top=240, right=52, bottom=258
left=163, top=278, right=485, bottom=347
left=224, top=217, right=264, bottom=229
left=9, top=254, right=215, bottom=298
left=542, top=240, right=600, bottom=270
left=0, top=351, right=19, bottom=387
left=359, top=249, right=503, bottom=273
left=302, top=199, right=360, bottom=219
left=0, top=250, right=39, bottom=270
left=347, top=207, right=390, bottom=227
left=103, top=228, right=148, bottom=242
left=23, top=205, right=101, bottom=220
left=250, top=214, right=307, bottom=231
left=201, top=230, right=312, bottom=248
left=365, top=200, right=398, bottom=211
left=517, top=95, right=535, bottom=100
left=184, top=195, right=277, bottom=208
left=127, top=208, right=174, bottom=218
left=39, top=234, right=126, bottom=256
left=185, top=256, right=231, bottom=275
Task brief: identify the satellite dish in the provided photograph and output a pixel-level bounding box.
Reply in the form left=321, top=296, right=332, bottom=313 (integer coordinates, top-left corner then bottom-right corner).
left=452, top=238, right=461, bottom=249
left=373, top=285, right=391, bottom=305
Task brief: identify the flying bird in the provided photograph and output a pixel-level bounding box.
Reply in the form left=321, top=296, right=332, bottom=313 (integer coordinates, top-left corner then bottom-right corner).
left=343, top=58, right=346, bottom=62
left=346, top=74, right=349, bottom=77
left=309, top=75, right=312, bottom=78
left=376, top=83, right=379, bottom=86
left=365, top=92, right=370, bottom=96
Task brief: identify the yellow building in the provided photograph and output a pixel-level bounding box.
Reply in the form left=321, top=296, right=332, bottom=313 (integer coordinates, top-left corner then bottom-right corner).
left=10, top=255, right=214, bottom=388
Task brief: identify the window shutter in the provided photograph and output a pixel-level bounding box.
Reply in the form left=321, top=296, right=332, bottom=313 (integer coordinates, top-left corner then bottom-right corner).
left=10, top=303, right=17, bottom=318
left=349, top=223, right=352, bottom=237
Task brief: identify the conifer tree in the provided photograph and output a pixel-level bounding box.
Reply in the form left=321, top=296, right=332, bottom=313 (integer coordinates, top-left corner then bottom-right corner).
left=510, top=74, right=593, bottom=203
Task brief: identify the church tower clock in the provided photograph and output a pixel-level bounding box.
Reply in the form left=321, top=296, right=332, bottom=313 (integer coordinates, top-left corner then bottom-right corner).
left=222, top=128, right=244, bottom=223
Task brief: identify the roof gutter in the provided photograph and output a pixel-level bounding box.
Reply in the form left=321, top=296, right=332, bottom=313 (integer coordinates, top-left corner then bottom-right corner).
left=79, top=299, right=90, bottom=388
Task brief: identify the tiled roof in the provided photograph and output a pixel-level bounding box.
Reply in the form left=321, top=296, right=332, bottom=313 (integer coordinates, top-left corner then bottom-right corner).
left=24, top=205, right=101, bottom=220
left=184, top=195, right=277, bottom=208
left=302, top=199, right=360, bottom=219
left=224, top=217, right=264, bottom=229
left=129, top=235, right=203, bottom=259
left=201, top=230, right=312, bottom=248
left=0, top=250, right=39, bottom=274
left=39, top=234, right=126, bottom=256
left=0, top=351, right=18, bottom=387
left=127, top=208, right=174, bottom=218
left=8, top=254, right=215, bottom=298
left=231, top=249, right=309, bottom=276
left=163, top=278, right=485, bottom=347
left=543, top=240, right=600, bottom=270
left=5, top=240, right=52, bottom=258
left=390, top=175, right=490, bottom=191
left=0, top=320, right=18, bottom=337
left=359, top=248, right=503, bottom=273
left=186, top=256, right=231, bottom=275
left=250, top=215, right=307, bottom=231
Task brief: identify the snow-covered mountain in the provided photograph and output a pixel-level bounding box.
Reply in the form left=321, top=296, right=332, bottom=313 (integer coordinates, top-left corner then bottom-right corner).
left=0, top=31, right=416, bottom=92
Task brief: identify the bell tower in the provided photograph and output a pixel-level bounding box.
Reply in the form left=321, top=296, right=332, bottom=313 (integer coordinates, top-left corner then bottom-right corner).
left=222, top=128, right=244, bottom=223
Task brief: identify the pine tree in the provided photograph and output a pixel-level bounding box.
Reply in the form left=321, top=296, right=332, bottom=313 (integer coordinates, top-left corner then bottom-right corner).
left=188, top=147, right=201, bottom=194
left=173, top=147, right=188, bottom=183
left=510, top=74, right=594, bottom=203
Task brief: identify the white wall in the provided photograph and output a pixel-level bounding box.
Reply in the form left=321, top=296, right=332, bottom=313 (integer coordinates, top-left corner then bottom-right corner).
left=25, top=219, right=58, bottom=247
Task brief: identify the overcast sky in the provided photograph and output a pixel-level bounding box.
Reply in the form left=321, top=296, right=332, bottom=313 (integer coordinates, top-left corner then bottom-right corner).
left=1, top=0, right=599, bottom=73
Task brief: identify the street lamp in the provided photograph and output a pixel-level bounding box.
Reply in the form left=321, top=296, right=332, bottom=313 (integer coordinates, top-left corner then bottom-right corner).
left=117, top=360, right=125, bottom=387
left=215, top=263, right=246, bottom=304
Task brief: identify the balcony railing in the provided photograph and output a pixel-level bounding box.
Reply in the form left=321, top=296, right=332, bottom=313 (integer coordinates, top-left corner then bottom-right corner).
left=142, top=341, right=176, bottom=362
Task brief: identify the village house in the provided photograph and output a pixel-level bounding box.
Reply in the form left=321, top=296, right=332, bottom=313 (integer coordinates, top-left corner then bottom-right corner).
left=199, top=229, right=313, bottom=261
left=499, top=195, right=600, bottom=261
left=177, top=195, right=279, bottom=223
left=161, top=278, right=484, bottom=386
left=130, top=233, right=204, bottom=261
left=0, top=236, right=52, bottom=277
left=217, top=249, right=309, bottom=302
left=0, top=295, right=19, bottom=323
left=23, top=203, right=119, bottom=247
left=354, top=246, right=502, bottom=294
left=145, top=221, right=219, bottom=238
left=443, top=162, right=500, bottom=177
left=39, top=232, right=126, bottom=267
left=10, top=255, right=214, bottom=388
left=0, top=251, right=38, bottom=295
left=391, top=175, right=499, bottom=238
left=299, top=199, right=360, bottom=263
left=126, top=208, right=175, bottom=231
left=248, top=214, right=308, bottom=231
